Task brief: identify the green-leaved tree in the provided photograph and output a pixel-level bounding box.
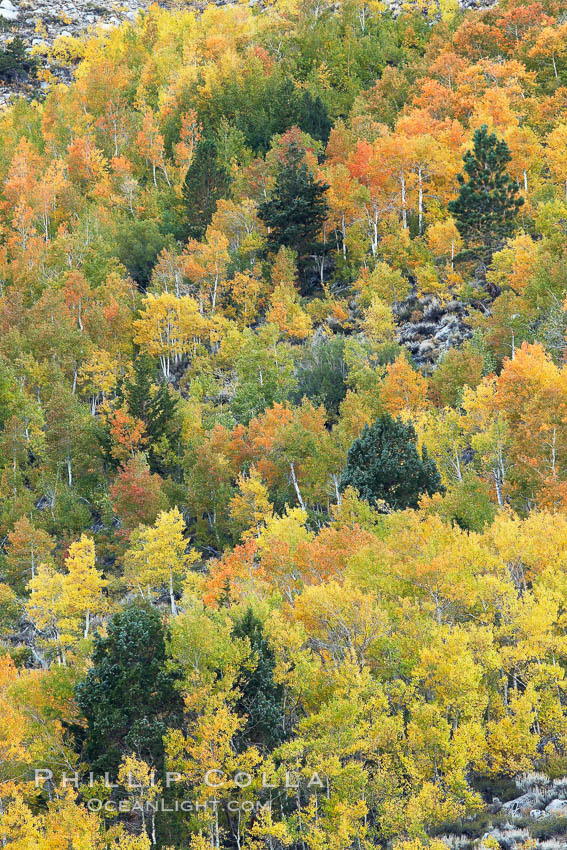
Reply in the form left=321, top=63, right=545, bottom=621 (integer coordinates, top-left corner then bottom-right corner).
left=259, top=141, right=329, bottom=290
left=341, top=414, right=444, bottom=511
left=182, top=137, right=229, bottom=240
left=75, top=604, right=182, bottom=774
left=448, top=125, right=523, bottom=265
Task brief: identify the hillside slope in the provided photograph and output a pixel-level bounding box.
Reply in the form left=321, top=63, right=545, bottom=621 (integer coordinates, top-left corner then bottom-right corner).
left=0, top=0, right=567, bottom=848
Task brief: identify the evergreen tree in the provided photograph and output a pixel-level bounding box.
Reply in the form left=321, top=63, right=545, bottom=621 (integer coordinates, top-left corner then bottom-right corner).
left=182, top=137, right=229, bottom=240
left=232, top=608, right=285, bottom=752
left=75, top=604, right=182, bottom=774
left=124, top=352, right=154, bottom=421
left=341, top=414, right=444, bottom=511
left=448, top=125, right=523, bottom=264
left=0, top=37, right=37, bottom=82
left=298, top=91, right=331, bottom=145
left=124, top=354, right=179, bottom=473
left=115, top=219, right=165, bottom=289
left=260, top=78, right=298, bottom=152
left=258, top=141, right=329, bottom=289
left=197, top=76, right=331, bottom=154
left=293, top=335, right=347, bottom=419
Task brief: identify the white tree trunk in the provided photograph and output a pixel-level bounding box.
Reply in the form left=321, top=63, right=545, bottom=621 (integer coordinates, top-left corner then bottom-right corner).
left=290, top=462, right=306, bottom=511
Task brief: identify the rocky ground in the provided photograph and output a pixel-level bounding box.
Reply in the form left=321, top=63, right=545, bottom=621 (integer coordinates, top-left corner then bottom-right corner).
left=437, top=774, right=567, bottom=849
left=0, top=0, right=151, bottom=105
left=0, top=0, right=149, bottom=46
left=394, top=292, right=474, bottom=371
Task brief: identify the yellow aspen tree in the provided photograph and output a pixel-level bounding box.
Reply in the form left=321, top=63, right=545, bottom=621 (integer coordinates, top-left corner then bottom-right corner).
left=380, top=357, right=429, bottom=417
left=174, top=110, right=202, bottom=181
left=133, top=293, right=205, bottom=381
left=137, top=108, right=170, bottom=187
left=485, top=690, right=539, bottom=776
left=110, top=833, right=151, bottom=850
left=266, top=286, right=312, bottom=341
left=210, top=199, right=265, bottom=265
left=112, top=834, right=151, bottom=850
left=417, top=407, right=468, bottom=485
left=426, top=219, right=463, bottom=269
left=27, top=537, right=106, bottom=659
left=486, top=234, right=539, bottom=297
left=355, top=261, right=410, bottom=308
left=504, top=124, right=542, bottom=199
left=529, top=23, right=567, bottom=83
left=166, top=697, right=263, bottom=850
left=0, top=796, right=44, bottom=849
left=123, top=507, right=197, bottom=615
left=188, top=834, right=212, bottom=850
left=362, top=296, right=396, bottom=347
left=546, top=124, right=567, bottom=201
left=60, top=535, right=107, bottom=639
left=0, top=658, right=34, bottom=809
left=183, top=228, right=230, bottom=314
left=78, top=348, right=119, bottom=414
left=256, top=507, right=314, bottom=601
left=27, top=563, right=67, bottom=664
left=229, top=269, right=265, bottom=329
left=118, top=754, right=162, bottom=846
left=462, top=380, right=511, bottom=508
left=324, top=162, right=369, bottom=261
left=244, top=807, right=292, bottom=849
left=18, top=788, right=108, bottom=849
left=33, top=159, right=67, bottom=242
left=150, top=248, right=187, bottom=297
left=266, top=246, right=312, bottom=340
left=228, top=467, right=273, bottom=541
left=394, top=840, right=449, bottom=850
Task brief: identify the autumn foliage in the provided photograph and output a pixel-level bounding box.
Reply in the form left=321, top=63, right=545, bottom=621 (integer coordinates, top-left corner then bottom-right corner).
left=1, top=0, right=567, bottom=847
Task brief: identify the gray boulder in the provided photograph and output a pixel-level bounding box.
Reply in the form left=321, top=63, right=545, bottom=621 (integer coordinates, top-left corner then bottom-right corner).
left=546, top=798, right=567, bottom=815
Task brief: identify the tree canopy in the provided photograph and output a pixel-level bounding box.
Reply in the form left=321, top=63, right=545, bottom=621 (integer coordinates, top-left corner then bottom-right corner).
left=1, top=0, right=567, bottom=846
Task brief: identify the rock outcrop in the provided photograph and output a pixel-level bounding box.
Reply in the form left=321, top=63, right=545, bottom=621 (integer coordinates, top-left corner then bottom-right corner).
left=442, top=774, right=567, bottom=849
left=0, top=0, right=151, bottom=106
left=394, top=292, right=473, bottom=371
left=0, top=0, right=149, bottom=46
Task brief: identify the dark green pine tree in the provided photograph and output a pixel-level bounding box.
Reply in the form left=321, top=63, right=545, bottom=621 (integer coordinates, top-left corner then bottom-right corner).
left=448, top=125, right=524, bottom=266
left=182, top=137, right=229, bottom=240
left=258, top=141, right=329, bottom=290
left=0, top=36, right=38, bottom=82
left=340, top=414, right=444, bottom=511
left=298, top=91, right=331, bottom=145
left=124, top=352, right=154, bottom=422
left=115, top=218, right=165, bottom=289
left=232, top=608, right=286, bottom=752
left=75, top=605, right=182, bottom=774
left=124, top=353, right=179, bottom=474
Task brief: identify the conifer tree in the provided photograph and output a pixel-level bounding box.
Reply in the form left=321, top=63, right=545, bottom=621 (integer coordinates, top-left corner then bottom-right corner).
left=298, top=91, right=331, bottom=144
left=341, top=415, right=444, bottom=511
left=115, top=219, right=165, bottom=289
left=448, top=125, right=524, bottom=265
left=231, top=608, right=285, bottom=752
left=124, top=354, right=179, bottom=473
left=75, top=605, right=182, bottom=774
left=182, top=137, right=229, bottom=241
left=259, top=141, right=329, bottom=289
